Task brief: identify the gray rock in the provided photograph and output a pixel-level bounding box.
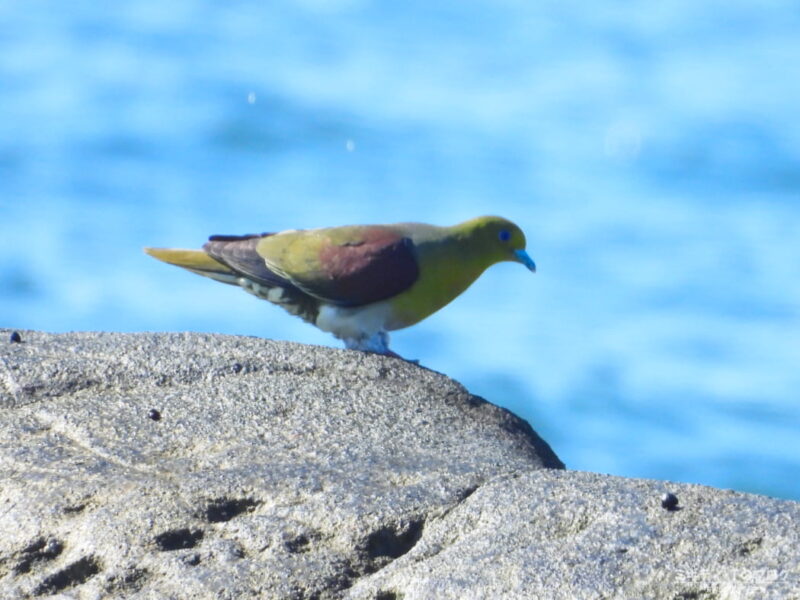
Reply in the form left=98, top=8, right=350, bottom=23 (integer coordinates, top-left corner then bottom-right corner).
left=0, top=330, right=561, bottom=599
left=347, top=469, right=800, bottom=599
left=2, top=331, right=798, bottom=600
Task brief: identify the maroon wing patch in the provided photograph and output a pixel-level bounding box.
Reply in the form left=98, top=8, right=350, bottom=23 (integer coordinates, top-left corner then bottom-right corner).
left=316, top=229, right=419, bottom=306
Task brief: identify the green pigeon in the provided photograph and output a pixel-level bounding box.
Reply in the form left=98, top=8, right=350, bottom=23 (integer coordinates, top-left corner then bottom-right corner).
left=144, top=216, right=536, bottom=355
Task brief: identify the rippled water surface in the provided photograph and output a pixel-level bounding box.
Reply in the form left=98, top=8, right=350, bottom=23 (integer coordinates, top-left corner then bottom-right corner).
left=2, top=1, right=799, bottom=499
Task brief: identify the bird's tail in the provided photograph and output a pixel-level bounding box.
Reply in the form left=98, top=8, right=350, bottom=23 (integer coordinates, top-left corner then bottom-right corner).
left=143, top=247, right=241, bottom=285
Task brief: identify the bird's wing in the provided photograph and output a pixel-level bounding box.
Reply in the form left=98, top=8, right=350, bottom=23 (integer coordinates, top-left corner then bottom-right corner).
left=203, top=234, right=296, bottom=289
left=253, top=225, right=420, bottom=306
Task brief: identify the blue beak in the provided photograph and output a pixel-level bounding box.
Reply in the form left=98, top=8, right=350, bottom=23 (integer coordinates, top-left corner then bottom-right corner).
left=514, top=249, right=536, bottom=272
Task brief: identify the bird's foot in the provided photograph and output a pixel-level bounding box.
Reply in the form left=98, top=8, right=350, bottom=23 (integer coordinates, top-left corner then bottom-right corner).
left=380, top=349, right=419, bottom=364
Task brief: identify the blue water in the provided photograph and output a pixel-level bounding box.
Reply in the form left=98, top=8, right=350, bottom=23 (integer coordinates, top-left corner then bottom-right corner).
left=2, top=1, right=799, bottom=500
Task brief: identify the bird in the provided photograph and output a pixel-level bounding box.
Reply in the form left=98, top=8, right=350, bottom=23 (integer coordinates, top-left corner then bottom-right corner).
left=144, top=216, right=536, bottom=356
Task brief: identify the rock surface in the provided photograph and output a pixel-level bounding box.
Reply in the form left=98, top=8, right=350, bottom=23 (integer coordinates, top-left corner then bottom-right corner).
left=0, top=330, right=560, bottom=599
left=2, top=330, right=798, bottom=600
left=349, top=469, right=800, bottom=600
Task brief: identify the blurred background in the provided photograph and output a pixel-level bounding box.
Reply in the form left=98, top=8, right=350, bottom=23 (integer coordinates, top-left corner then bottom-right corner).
left=2, top=1, right=799, bottom=499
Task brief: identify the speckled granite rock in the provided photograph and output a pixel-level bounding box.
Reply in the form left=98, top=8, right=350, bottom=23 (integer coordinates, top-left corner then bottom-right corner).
left=2, top=331, right=798, bottom=600
left=0, top=330, right=561, bottom=599
left=347, top=469, right=800, bottom=600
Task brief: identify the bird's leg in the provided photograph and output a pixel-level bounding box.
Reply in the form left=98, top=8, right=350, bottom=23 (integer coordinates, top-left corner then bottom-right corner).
left=341, top=331, right=399, bottom=358
left=343, top=331, right=390, bottom=354
left=341, top=332, right=420, bottom=363
left=373, top=331, right=391, bottom=354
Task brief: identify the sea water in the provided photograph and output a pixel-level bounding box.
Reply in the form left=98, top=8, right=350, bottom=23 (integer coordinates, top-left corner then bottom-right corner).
left=2, top=0, right=799, bottom=499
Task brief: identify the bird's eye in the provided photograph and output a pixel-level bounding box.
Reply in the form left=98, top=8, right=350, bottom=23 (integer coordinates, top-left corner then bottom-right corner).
left=498, top=229, right=511, bottom=242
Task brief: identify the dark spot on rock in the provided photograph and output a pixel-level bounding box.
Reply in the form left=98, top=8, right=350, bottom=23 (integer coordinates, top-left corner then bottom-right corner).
left=63, top=503, right=87, bottom=514
left=147, top=409, right=161, bottom=421
left=285, top=534, right=311, bottom=554
left=123, top=568, right=147, bottom=584
left=673, top=590, right=715, bottom=600
left=9, top=331, right=22, bottom=343
left=154, top=528, right=204, bottom=551
left=105, top=568, right=148, bottom=593
left=231, top=362, right=243, bottom=373
left=202, top=497, right=259, bottom=523
left=661, top=492, right=680, bottom=511
left=735, top=537, right=762, bottom=557
left=44, top=539, right=61, bottom=556
left=22, top=538, right=47, bottom=554
left=33, top=555, right=101, bottom=595
left=366, top=519, right=424, bottom=561
left=14, top=537, right=64, bottom=574
left=183, top=553, right=201, bottom=566
left=328, top=561, right=359, bottom=592
left=375, top=592, right=402, bottom=600
left=457, top=484, right=479, bottom=502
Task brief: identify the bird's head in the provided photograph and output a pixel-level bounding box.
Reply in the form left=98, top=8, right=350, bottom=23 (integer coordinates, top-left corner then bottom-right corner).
left=461, top=216, right=536, bottom=272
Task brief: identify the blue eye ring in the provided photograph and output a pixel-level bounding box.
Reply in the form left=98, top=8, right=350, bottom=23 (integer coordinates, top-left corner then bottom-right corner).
left=498, top=229, right=511, bottom=242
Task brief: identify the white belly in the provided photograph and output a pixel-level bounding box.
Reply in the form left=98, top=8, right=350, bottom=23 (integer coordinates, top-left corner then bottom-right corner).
left=315, top=301, right=393, bottom=341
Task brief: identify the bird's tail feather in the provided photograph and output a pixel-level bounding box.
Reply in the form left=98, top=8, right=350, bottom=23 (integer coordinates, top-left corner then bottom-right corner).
left=143, top=247, right=240, bottom=285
